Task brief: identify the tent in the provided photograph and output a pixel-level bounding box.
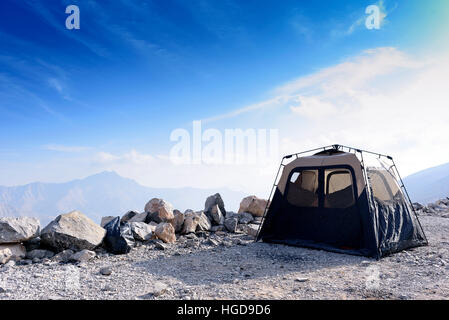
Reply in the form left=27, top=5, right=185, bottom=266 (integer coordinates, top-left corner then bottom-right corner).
left=256, top=144, right=427, bottom=259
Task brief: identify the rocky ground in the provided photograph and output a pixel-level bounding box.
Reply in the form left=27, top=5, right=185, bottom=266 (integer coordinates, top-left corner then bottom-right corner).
left=1, top=212, right=447, bottom=300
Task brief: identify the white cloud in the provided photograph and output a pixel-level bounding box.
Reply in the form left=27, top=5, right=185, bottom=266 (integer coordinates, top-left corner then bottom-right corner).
left=43, top=144, right=91, bottom=153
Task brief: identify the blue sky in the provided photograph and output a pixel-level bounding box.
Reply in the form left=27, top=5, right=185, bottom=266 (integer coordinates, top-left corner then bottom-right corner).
left=1, top=0, right=449, bottom=194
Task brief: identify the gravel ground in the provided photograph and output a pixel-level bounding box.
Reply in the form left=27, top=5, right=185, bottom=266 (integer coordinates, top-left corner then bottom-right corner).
left=0, top=215, right=447, bottom=300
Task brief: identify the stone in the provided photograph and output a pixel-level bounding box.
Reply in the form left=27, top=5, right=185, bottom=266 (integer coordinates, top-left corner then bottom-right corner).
left=238, top=212, right=254, bottom=224
left=171, top=210, right=184, bottom=233
left=295, top=277, right=309, bottom=282
left=151, top=282, right=168, bottom=297
left=0, top=243, right=26, bottom=264
left=209, top=204, right=225, bottom=225
left=130, top=222, right=155, bottom=241
left=204, top=193, right=226, bottom=217
left=23, top=237, right=41, bottom=252
left=144, top=198, right=174, bottom=223
left=100, top=216, right=116, bottom=228
left=100, top=267, right=112, bottom=276
left=211, top=225, right=225, bottom=232
left=155, top=223, right=176, bottom=243
left=40, top=211, right=106, bottom=252
left=196, top=211, right=212, bottom=232
left=0, top=217, right=40, bottom=244
left=51, top=249, right=74, bottom=263
left=128, top=212, right=148, bottom=223
left=26, top=249, right=54, bottom=260
left=103, top=218, right=134, bottom=254
left=120, top=211, right=139, bottom=223
left=69, top=249, right=96, bottom=262
left=224, top=217, right=238, bottom=233
left=182, top=212, right=200, bottom=234
left=242, top=223, right=259, bottom=237
left=238, top=196, right=269, bottom=217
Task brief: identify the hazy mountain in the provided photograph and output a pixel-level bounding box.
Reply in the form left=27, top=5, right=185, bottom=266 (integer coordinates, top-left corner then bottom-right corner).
left=0, top=171, right=248, bottom=227
left=403, top=162, right=449, bottom=204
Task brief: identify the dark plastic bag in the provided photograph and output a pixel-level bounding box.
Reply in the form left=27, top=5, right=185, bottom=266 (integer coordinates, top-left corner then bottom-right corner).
left=103, top=216, right=134, bottom=254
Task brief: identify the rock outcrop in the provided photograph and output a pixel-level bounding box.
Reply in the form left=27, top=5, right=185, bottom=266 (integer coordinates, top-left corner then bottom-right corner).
left=238, top=195, right=268, bottom=217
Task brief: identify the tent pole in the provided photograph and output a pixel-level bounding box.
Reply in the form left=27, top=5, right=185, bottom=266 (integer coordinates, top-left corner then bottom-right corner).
left=255, top=157, right=285, bottom=241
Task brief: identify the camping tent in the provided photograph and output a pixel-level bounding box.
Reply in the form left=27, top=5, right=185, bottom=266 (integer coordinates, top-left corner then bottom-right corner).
left=256, top=145, right=427, bottom=259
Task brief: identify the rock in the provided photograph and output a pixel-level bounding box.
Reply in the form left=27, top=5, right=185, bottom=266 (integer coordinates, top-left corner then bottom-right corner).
left=144, top=198, right=174, bottom=223
left=0, top=217, right=40, bottom=244
left=238, top=212, right=254, bottom=224
left=0, top=244, right=26, bottom=264
left=152, top=239, right=167, bottom=250
left=103, top=217, right=134, bottom=255
left=100, top=267, right=112, bottom=276
left=130, top=222, right=155, bottom=241
left=205, top=193, right=226, bottom=217
left=224, top=217, right=238, bottom=233
left=26, top=249, right=54, bottom=260
left=128, top=212, right=148, bottom=223
left=253, top=216, right=263, bottom=224
left=211, top=225, right=225, bottom=232
left=40, top=211, right=106, bottom=252
left=51, top=249, right=74, bottom=263
left=295, top=277, right=309, bottom=282
left=69, top=249, right=96, bottom=262
left=238, top=196, right=269, bottom=217
left=242, top=223, right=259, bottom=237
left=182, top=212, right=200, bottom=234
left=412, top=203, right=424, bottom=211
left=120, top=211, right=139, bottom=223
left=23, top=237, right=41, bottom=252
left=196, top=211, right=212, bottom=232
left=209, top=204, right=225, bottom=225
left=171, top=210, right=185, bottom=233
left=100, top=216, right=116, bottom=228
left=155, top=223, right=176, bottom=243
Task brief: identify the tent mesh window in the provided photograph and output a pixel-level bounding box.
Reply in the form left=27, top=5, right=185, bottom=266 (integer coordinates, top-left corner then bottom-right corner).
left=286, top=169, right=318, bottom=207
left=324, top=169, right=355, bottom=209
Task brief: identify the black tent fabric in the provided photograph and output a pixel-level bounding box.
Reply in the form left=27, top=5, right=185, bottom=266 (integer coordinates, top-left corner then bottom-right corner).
left=256, top=145, right=428, bottom=259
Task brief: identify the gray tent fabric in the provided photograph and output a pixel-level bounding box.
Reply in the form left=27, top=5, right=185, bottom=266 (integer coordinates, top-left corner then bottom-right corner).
left=256, top=145, right=428, bottom=259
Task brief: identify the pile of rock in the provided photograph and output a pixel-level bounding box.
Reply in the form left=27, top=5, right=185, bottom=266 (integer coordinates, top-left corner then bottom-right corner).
left=413, top=197, right=449, bottom=218
left=0, top=193, right=269, bottom=265
left=0, top=217, right=40, bottom=265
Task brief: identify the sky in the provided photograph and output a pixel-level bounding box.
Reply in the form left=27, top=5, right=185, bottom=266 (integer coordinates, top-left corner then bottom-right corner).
left=1, top=0, right=449, bottom=197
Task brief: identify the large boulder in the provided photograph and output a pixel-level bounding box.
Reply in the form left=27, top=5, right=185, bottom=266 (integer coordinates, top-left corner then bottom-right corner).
left=0, top=217, right=40, bottom=244
left=40, top=211, right=106, bottom=252
left=196, top=211, right=212, bottom=232
left=182, top=211, right=200, bottom=234
left=154, top=223, right=176, bottom=244
left=130, top=222, right=155, bottom=241
left=209, top=204, right=225, bottom=225
left=0, top=243, right=26, bottom=264
left=238, top=196, right=269, bottom=217
left=145, top=198, right=174, bottom=223
left=103, top=217, right=134, bottom=254
left=171, top=210, right=185, bottom=233
left=205, top=193, right=226, bottom=217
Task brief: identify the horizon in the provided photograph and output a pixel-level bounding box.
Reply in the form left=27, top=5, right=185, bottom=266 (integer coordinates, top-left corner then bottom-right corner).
left=1, top=1, right=449, bottom=196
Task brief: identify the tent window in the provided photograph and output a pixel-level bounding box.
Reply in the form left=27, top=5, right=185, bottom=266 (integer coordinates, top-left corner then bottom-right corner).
left=324, top=169, right=355, bottom=208
left=368, top=170, right=402, bottom=202
left=286, top=170, right=318, bottom=207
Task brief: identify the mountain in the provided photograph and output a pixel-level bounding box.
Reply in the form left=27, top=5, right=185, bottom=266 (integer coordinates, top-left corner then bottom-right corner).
left=0, top=171, right=248, bottom=226
left=403, top=162, right=449, bottom=204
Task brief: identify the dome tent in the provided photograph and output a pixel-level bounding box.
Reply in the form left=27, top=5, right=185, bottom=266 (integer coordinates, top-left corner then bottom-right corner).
left=256, top=145, right=427, bottom=259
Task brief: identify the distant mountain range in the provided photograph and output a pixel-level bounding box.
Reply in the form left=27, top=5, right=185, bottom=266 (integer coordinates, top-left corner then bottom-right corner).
left=404, top=162, right=449, bottom=204
left=0, top=171, right=247, bottom=227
